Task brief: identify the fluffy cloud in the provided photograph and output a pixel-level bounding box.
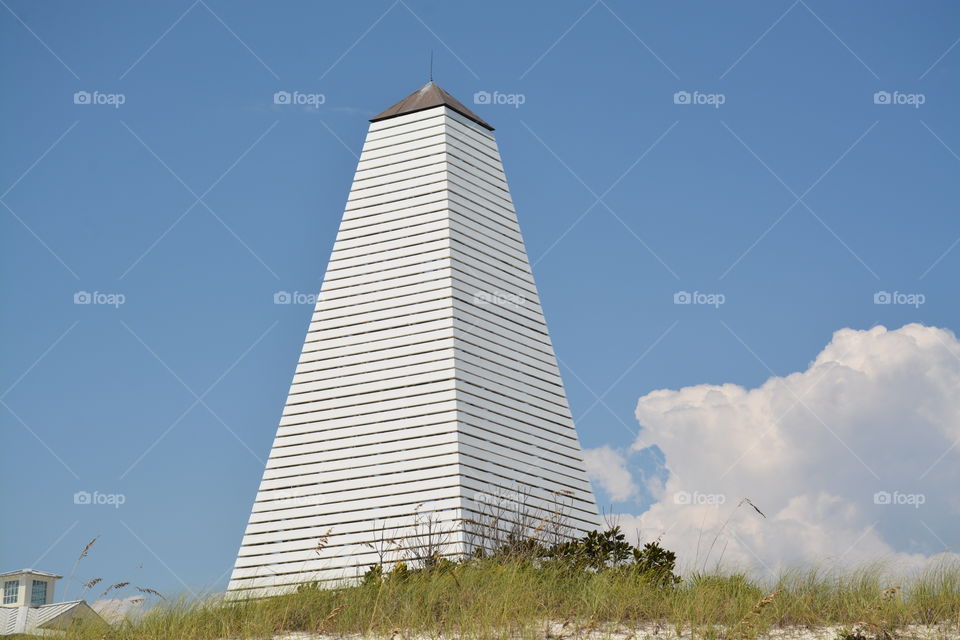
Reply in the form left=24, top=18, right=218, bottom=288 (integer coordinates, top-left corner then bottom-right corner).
left=583, top=445, right=640, bottom=502
left=612, top=324, right=960, bottom=574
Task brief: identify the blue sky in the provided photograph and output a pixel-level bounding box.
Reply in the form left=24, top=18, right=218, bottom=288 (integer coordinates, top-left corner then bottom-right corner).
left=2, top=0, right=959, bottom=597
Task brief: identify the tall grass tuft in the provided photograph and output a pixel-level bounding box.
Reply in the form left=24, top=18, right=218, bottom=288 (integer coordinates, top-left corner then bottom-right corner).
left=61, top=555, right=959, bottom=639
left=57, top=503, right=959, bottom=639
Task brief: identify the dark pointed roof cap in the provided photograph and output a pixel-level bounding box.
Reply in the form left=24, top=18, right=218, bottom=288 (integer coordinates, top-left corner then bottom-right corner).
left=371, top=82, right=494, bottom=131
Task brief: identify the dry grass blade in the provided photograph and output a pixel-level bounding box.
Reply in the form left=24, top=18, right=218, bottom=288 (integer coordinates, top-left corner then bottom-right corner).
left=850, top=584, right=904, bottom=639
left=324, top=604, right=346, bottom=623
left=740, top=498, right=766, bottom=519
left=881, top=585, right=901, bottom=600
left=81, top=577, right=102, bottom=590
left=77, top=536, right=99, bottom=561
left=730, top=589, right=780, bottom=639
left=65, top=536, right=101, bottom=601
left=314, top=528, right=333, bottom=556
left=136, top=586, right=164, bottom=599
left=702, top=499, right=767, bottom=571
left=99, top=581, right=130, bottom=597
left=756, top=589, right=778, bottom=608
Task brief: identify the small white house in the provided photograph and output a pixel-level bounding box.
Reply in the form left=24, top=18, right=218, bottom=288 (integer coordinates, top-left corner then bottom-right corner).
left=0, top=569, right=105, bottom=636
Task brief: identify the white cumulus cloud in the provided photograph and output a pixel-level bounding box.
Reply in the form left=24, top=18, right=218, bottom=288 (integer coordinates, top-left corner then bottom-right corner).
left=611, top=324, right=960, bottom=574
left=583, top=445, right=640, bottom=502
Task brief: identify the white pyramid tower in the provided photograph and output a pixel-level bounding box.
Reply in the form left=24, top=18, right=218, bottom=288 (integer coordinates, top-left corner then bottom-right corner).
left=229, top=83, right=600, bottom=596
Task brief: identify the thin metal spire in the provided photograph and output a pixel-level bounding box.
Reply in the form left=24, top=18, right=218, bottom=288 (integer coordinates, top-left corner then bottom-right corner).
left=429, top=50, right=434, bottom=82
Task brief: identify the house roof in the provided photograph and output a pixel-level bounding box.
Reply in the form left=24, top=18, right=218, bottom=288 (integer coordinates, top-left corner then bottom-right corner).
left=36, top=600, right=103, bottom=630
left=370, top=81, right=494, bottom=131
left=34, top=600, right=84, bottom=626
left=0, top=568, right=61, bottom=580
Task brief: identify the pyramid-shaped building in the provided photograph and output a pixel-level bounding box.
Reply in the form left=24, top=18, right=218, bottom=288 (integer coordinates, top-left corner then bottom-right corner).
left=229, top=83, right=600, bottom=596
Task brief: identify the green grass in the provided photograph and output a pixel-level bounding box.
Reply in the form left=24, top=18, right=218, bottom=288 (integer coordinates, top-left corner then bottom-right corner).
left=62, top=557, right=960, bottom=640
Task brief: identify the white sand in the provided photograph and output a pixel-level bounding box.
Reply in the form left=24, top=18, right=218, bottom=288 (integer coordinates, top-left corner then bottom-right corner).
left=273, top=621, right=957, bottom=640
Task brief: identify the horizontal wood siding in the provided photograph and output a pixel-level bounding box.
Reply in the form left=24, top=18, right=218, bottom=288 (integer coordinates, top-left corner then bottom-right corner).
left=228, top=105, right=599, bottom=596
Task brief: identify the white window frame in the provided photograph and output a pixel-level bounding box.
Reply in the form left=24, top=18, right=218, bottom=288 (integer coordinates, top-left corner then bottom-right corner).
left=30, top=580, right=47, bottom=606
left=3, top=580, right=18, bottom=605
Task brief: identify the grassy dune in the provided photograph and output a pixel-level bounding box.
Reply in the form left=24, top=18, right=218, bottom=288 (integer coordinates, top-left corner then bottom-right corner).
left=65, top=557, right=960, bottom=640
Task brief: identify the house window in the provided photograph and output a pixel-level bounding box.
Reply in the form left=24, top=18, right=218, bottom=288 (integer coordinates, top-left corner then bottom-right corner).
left=2, top=580, right=17, bottom=604
left=30, top=580, right=47, bottom=606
